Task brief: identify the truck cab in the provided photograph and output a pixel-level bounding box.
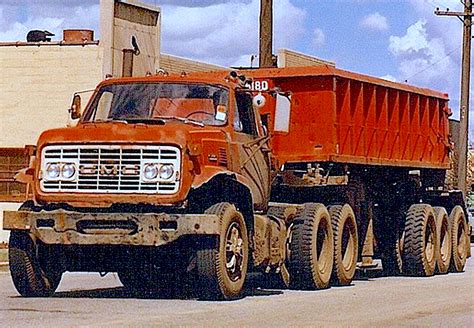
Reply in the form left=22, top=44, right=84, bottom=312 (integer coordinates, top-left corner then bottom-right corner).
left=4, top=71, right=292, bottom=300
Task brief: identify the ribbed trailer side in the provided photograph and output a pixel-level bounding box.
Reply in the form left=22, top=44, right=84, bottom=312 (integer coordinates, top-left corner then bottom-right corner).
left=250, top=67, right=451, bottom=170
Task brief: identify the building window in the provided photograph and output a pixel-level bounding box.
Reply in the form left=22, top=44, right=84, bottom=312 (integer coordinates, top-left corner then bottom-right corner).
left=0, top=148, right=32, bottom=202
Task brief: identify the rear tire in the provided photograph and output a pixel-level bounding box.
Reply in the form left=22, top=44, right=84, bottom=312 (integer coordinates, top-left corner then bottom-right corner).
left=449, top=206, right=468, bottom=272
left=196, top=202, right=248, bottom=300
left=9, top=231, right=62, bottom=297
left=403, top=204, right=437, bottom=277
left=289, top=203, right=334, bottom=290
left=328, top=204, right=358, bottom=286
left=433, top=207, right=451, bottom=274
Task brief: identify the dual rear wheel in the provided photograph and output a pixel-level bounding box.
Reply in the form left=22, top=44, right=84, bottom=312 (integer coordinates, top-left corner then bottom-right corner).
left=381, top=204, right=469, bottom=277
left=288, top=203, right=358, bottom=290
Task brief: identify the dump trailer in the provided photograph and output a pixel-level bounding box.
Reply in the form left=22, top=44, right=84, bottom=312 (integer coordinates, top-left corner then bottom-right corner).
left=246, top=66, right=471, bottom=275
left=3, top=67, right=470, bottom=300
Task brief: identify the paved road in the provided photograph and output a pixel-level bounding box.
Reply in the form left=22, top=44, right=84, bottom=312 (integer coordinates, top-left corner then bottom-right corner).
left=1, top=246, right=473, bottom=327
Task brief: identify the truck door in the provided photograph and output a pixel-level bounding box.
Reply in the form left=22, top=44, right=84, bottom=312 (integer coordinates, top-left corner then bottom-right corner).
left=231, top=91, right=271, bottom=211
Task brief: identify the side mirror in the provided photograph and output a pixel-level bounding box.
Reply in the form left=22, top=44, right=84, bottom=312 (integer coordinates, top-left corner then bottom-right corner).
left=69, top=94, right=82, bottom=120
left=274, top=94, right=291, bottom=133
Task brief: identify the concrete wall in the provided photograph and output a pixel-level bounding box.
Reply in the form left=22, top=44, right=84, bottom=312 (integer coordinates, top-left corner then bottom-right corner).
left=100, top=0, right=161, bottom=77
left=0, top=203, right=19, bottom=243
left=0, top=44, right=103, bottom=147
left=160, top=53, right=227, bottom=74
left=278, top=48, right=335, bottom=68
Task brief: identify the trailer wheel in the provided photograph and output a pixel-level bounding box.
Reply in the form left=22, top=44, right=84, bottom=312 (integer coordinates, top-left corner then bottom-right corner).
left=9, top=231, right=62, bottom=297
left=433, top=207, right=451, bottom=274
left=403, top=204, right=437, bottom=276
left=196, top=202, right=248, bottom=300
left=289, top=203, right=334, bottom=290
left=328, top=204, right=358, bottom=286
left=449, top=206, right=468, bottom=272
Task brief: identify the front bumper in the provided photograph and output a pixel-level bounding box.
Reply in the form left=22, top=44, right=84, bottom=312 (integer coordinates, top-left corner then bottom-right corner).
left=3, top=210, right=220, bottom=246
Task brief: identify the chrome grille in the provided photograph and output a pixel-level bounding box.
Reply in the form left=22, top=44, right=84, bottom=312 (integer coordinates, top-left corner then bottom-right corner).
left=40, top=145, right=180, bottom=194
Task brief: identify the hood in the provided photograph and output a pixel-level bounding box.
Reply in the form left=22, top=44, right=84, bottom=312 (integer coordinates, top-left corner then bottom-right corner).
left=37, top=121, right=202, bottom=149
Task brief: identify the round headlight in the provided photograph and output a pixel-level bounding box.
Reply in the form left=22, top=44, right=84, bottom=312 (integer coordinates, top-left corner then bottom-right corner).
left=46, top=163, right=60, bottom=179
left=143, top=163, right=159, bottom=180
left=62, top=163, right=76, bottom=179
left=159, top=164, right=174, bottom=180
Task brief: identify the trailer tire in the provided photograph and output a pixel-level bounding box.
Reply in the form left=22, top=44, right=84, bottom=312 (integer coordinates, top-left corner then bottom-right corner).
left=9, top=231, right=61, bottom=297
left=196, top=202, right=248, bottom=300
left=403, top=204, right=437, bottom=277
left=328, top=204, right=358, bottom=286
left=433, top=207, right=451, bottom=274
left=289, top=203, right=334, bottom=290
left=449, top=206, right=468, bottom=272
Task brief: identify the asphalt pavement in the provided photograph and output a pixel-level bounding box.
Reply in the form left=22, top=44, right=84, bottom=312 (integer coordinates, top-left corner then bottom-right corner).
left=0, top=246, right=473, bottom=327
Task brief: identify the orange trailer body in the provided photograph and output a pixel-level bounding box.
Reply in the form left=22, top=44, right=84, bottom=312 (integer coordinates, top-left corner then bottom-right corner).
left=247, top=66, right=451, bottom=170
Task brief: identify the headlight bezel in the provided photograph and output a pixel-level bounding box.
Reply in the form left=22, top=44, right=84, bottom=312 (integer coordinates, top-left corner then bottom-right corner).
left=141, top=162, right=176, bottom=182
left=43, top=162, right=78, bottom=181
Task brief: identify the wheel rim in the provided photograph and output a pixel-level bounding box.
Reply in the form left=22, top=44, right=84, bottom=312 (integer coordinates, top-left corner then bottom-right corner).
left=225, top=222, right=244, bottom=282
left=439, top=220, right=450, bottom=262
left=341, top=220, right=355, bottom=270
left=316, top=220, right=330, bottom=274
left=456, top=221, right=466, bottom=260
left=424, top=219, right=436, bottom=263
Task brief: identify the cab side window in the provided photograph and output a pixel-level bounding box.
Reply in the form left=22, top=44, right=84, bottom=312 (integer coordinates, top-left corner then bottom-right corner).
left=235, top=92, right=258, bottom=136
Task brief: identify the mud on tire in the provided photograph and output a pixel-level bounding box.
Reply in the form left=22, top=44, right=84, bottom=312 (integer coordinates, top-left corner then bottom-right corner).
left=328, top=204, right=358, bottom=286
left=9, top=231, right=62, bottom=297
left=403, top=204, right=437, bottom=277
left=433, top=207, right=451, bottom=274
left=196, top=202, right=249, bottom=300
left=449, top=206, right=468, bottom=273
left=289, top=203, right=334, bottom=290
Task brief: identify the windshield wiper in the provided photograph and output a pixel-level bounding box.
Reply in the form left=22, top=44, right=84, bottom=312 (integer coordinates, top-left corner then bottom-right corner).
left=120, top=118, right=166, bottom=125
left=158, top=116, right=205, bottom=127
left=83, top=119, right=129, bottom=125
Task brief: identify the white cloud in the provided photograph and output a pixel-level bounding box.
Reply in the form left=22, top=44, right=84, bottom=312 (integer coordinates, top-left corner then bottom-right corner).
left=0, top=17, right=64, bottom=41
left=388, top=19, right=457, bottom=94
left=360, top=12, right=389, bottom=31
left=380, top=74, right=397, bottom=82
left=312, top=28, right=325, bottom=48
left=161, top=0, right=307, bottom=66
left=389, top=20, right=428, bottom=56
left=0, top=5, right=99, bottom=42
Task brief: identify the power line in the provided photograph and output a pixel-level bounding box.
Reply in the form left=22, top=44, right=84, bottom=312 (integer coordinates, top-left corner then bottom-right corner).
left=404, top=47, right=459, bottom=82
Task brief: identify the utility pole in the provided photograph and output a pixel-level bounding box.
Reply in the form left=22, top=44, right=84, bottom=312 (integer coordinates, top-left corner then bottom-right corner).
left=435, top=1, right=473, bottom=196
left=259, top=0, right=273, bottom=68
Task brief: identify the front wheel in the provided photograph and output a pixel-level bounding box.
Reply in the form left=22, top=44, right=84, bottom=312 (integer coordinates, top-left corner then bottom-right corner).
left=196, top=202, right=249, bottom=300
left=9, top=231, right=62, bottom=297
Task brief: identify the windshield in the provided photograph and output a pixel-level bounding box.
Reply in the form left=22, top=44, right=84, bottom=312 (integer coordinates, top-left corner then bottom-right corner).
left=83, top=83, right=229, bottom=126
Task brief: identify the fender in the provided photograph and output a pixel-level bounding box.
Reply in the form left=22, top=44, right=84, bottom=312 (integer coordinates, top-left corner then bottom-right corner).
left=191, top=166, right=255, bottom=199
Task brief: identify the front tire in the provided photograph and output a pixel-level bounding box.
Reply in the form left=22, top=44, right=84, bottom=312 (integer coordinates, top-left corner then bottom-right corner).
left=9, top=231, right=62, bottom=297
left=196, top=202, right=249, bottom=300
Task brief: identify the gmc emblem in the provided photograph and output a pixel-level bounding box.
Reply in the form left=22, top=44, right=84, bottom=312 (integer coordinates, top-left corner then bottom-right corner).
left=79, top=164, right=140, bottom=176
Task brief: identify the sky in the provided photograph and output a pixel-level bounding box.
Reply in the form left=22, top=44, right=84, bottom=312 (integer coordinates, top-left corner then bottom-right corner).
left=0, top=0, right=472, bottom=136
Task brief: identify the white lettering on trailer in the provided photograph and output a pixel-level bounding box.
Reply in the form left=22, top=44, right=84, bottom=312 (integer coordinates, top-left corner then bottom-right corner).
left=252, top=80, right=269, bottom=91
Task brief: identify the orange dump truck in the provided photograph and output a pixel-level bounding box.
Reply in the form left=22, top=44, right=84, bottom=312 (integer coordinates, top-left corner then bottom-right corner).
left=3, top=66, right=470, bottom=300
